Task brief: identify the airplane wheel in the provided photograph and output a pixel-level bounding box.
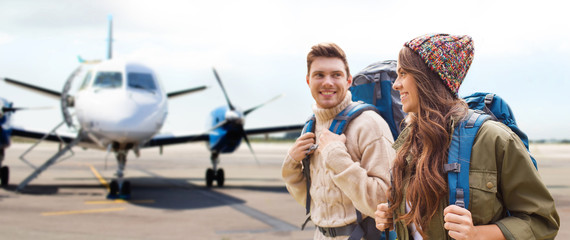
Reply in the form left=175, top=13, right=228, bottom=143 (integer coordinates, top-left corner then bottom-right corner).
left=121, top=181, right=131, bottom=195
left=109, top=180, right=119, bottom=195
left=206, top=168, right=215, bottom=187
left=0, top=166, right=9, bottom=186
left=216, top=169, right=225, bottom=187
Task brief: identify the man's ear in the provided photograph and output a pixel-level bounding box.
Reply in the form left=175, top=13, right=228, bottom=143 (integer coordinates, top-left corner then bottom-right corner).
left=347, top=75, right=353, bottom=86
left=306, top=75, right=310, bottom=86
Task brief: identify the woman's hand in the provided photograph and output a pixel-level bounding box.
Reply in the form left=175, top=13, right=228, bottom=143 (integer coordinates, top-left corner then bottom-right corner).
left=443, top=205, right=478, bottom=240
left=444, top=205, right=506, bottom=240
left=375, top=203, right=394, bottom=231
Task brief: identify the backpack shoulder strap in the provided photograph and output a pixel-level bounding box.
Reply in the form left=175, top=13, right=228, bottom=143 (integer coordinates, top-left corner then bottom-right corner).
left=329, top=102, right=380, bottom=134
left=446, top=109, right=491, bottom=209
left=299, top=102, right=379, bottom=231
left=301, top=114, right=316, bottom=135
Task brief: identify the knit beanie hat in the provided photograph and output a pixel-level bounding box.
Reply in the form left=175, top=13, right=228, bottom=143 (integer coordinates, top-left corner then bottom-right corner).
left=404, top=34, right=474, bottom=97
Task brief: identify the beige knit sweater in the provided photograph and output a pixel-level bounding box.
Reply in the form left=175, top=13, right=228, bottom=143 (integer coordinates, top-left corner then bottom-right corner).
left=282, top=92, right=396, bottom=236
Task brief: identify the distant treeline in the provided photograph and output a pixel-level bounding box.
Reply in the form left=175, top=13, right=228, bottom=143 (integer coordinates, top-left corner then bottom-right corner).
left=530, top=139, right=570, bottom=144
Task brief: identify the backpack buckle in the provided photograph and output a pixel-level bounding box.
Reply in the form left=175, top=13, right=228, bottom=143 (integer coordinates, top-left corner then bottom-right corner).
left=455, top=188, right=465, bottom=208
left=444, top=163, right=461, bottom=173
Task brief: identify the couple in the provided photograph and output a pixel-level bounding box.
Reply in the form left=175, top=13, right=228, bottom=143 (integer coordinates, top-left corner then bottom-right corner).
left=282, top=34, right=560, bottom=240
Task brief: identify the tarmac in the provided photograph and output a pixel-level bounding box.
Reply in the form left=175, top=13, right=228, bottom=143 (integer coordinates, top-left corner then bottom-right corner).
left=0, top=142, right=568, bottom=239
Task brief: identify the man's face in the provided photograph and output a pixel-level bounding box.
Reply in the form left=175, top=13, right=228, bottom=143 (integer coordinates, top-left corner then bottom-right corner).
left=306, top=57, right=352, bottom=109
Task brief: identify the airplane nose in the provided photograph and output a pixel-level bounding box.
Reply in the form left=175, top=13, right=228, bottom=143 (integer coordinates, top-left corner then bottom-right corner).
left=78, top=90, right=166, bottom=141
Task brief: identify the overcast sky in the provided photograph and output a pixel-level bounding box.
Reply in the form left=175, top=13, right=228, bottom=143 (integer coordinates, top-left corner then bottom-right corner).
left=1, top=0, right=569, bottom=140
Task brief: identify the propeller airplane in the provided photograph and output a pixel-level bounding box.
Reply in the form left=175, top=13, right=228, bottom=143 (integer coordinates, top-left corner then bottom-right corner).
left=1, top=16, right=303, bottom=198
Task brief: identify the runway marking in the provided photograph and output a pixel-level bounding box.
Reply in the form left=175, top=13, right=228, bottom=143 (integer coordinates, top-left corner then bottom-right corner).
left=41, top=207, right=126, bottom=216
left=85, top=199, right=155, bottom=204
left=87, top=164, right=109, bottom=191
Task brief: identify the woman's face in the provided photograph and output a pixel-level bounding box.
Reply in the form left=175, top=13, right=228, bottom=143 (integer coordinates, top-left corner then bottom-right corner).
left=393, top=62, right=420, bottom=113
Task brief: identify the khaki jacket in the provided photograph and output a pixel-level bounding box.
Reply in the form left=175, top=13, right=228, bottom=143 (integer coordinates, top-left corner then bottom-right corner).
left=393, top=120, right=560, bottom=240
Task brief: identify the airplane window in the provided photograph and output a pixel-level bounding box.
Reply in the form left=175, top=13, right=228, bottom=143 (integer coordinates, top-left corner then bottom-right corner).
left=93, top=72, right=123, bottom=89
left=79, top=71, right=93, bottom=90
left=127, top=73, right=157, bottom=91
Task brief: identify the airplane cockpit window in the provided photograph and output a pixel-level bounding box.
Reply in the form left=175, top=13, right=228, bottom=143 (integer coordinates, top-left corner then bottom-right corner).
left=79, top=71, right=93, bottom=90
left=93, top=72, right=122, bottom=89
left=127, top=73, right=157, bottom=91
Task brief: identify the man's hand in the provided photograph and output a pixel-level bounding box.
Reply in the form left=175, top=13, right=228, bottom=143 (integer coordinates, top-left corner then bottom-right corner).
left=288, top=132, right=315, bottom=162
left=375, top=203, right=394, bottom=231
left=318, top=129, right=346, bottom=152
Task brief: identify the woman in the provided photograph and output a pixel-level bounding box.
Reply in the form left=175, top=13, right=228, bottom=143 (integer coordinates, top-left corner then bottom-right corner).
left=375, top=34, right=559, bottom=240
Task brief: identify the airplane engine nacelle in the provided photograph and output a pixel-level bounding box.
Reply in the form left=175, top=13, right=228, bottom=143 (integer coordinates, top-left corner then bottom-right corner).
left=207, top=106, right=243, bottom=153
left=0, top=98, right=13, bottom=148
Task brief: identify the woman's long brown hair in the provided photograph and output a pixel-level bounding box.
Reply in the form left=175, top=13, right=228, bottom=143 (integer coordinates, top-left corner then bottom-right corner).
left=388, top=47, right=468, bottom=238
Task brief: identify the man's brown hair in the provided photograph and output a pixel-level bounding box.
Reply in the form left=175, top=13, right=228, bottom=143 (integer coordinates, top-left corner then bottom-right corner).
left=306, top=43, right=350, bottom=76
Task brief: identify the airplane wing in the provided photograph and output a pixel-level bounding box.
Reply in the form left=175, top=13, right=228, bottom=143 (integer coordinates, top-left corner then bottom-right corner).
left=143, top=132, right=209, bottom=147
left=143, top=123, right=304, bottom=148
left=10, top=126, right=101, bottom=150
left=244, top=124, right=304, bottom=135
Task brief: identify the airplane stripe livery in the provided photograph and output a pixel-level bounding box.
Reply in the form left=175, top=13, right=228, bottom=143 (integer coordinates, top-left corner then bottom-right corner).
left=1, top=15, right=303, bottom=198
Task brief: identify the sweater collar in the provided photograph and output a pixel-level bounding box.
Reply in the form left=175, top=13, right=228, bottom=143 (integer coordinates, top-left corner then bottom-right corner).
left=312, top=91, right=352, bottom=123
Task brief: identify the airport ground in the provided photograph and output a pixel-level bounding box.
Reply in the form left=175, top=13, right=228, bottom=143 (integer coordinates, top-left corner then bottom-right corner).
left=0, top=142, right=568, bottom=239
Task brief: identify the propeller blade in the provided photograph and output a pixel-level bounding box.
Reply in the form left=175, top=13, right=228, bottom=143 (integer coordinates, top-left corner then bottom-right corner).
left=206, top=119, right=229, bottom=133
left=2, top=107, right=22, bottom=112
left=241, top=131, right=260, bottom=165
left=212, top=68, right=235, bottom=111
left=2, top=106, right=54, bottom=112
left=244, top=93, right=285, bottom=116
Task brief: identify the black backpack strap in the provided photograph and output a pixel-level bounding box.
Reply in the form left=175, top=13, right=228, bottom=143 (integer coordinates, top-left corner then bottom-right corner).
left=300, top=115, right=316, bottom=230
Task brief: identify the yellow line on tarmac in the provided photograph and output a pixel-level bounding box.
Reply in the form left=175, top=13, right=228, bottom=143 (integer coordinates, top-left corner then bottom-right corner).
left=42, top=207, right=126, bottom=216
left=87, top=164, right=109, bottom=191
left=85, top=199, right=155, bottom=205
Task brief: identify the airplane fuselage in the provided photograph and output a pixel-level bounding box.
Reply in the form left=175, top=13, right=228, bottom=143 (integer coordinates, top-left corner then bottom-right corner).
left=74, top=60, right=167, bottom=149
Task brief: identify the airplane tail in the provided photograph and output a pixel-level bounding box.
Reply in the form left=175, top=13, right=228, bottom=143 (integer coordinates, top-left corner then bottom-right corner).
left=107, top=14, right=113, bottom=60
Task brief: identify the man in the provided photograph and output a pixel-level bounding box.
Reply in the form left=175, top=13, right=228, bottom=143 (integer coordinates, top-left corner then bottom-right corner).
left=282, top=43, right=396, bottom=239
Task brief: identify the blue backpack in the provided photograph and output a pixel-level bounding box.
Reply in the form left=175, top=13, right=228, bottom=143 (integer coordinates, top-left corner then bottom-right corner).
left=298, top=61, right=404, bottom=239
left=447, top=92, right=538, bottom=209
left=350, top=60, right=406, bottom=140
left=301, top=102, right=397, bottom=240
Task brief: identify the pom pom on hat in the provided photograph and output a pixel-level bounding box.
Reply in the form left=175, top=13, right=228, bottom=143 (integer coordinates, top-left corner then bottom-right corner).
left=405, top=34, right=474, bottom=97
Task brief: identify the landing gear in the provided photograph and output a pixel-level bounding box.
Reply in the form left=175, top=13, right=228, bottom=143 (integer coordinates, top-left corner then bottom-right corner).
left=0, top=166, right=8, bottom=187
left=216, top=169, right=224, bottom=187
left=206, top=169, right=215, bottom=187
left=206, top=152, right=225, bottom=187
left=107, top=152, right=131, bottom=199
left=108, top=180, right=131, bottom=197
left=0, top=149, right=8, bottom=186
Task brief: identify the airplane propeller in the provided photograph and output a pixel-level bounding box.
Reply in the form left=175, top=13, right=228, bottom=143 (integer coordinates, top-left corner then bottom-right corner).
left=1, top=107, right=24, bottom=113
left=211, top=68, right=262, bottom=164
left=61, top=66, right=83, bottom=128
left=212, top=68, right=236, bottom=111
left=243, top=93, right=284, bottom=116
left=239, top=125, right=260, bottom=164
left=1, top=106, right=53, bottom=113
